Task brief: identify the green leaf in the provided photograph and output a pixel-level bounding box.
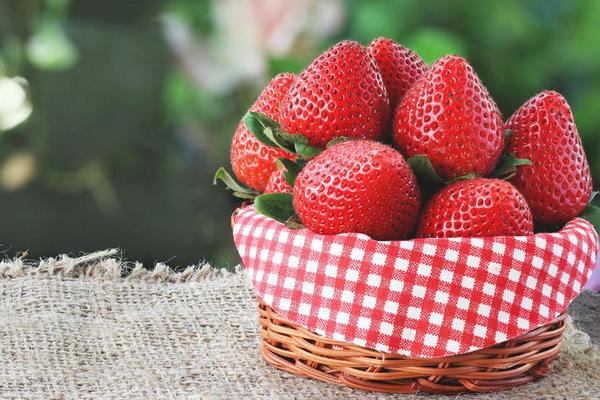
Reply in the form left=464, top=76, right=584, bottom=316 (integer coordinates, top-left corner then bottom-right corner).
left=277, top=158, right=303, bottom=187
left=232, top=191, right=258, bottom=200
left=246, top=111, right=279, bottom=130
left=447, top=172, right=478, bottom=184
left=589, top=191, right=599, bottom=204
left=294, top=143, right=323, bottom=160
left=278, top=130, right=308, bottom=145
left=579, top=204, right=600, bottom=233
left=213, top=167, right=258, bottom=199
left=262, top=126, right=292, bottom=151
left=407, top=155, right=445, bottom=186
left=243, top=111, right=312, bottom=155
left=407, top=155, right=481, bottom=193
left=284, top=215, right=305, bottom=229
left=490, top=153, right=532, bottom=180
left=243, top=111, right=280, bottom=148
left=326, top=136, right=351, bottom=148
left=243, top=111, right=323, bottom=160
left=254, top=193, right=297, bottom=223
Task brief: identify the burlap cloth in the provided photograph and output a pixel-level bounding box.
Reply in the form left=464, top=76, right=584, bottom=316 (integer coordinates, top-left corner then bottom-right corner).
left=0, top=250, right=598, bottom=400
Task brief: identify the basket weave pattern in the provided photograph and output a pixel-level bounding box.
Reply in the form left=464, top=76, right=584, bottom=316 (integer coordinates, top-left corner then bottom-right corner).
left=258, top=298, right=566, bottom=394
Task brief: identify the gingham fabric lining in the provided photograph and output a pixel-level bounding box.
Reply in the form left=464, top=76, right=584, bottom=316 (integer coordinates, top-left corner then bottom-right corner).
left=233, top=206, right=598, bottom=358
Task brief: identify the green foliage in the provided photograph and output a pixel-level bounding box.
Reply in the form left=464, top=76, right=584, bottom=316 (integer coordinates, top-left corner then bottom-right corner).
left=161, top=0, right=213, bottom=34
left=350, top=0, right=406, bottom=43
left=404, top=27, right=467, bottom=64
left=26, top=18, right=78, bottom=70
left=268, top=56, right=307, bottom=76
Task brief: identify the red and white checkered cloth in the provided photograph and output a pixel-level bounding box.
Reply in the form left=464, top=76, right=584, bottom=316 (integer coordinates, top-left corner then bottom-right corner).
left=233, top=206, right=598, bottom=358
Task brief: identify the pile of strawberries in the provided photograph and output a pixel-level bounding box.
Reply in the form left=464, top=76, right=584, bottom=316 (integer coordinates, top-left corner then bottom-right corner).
left=216, top=38, right=594, bottom=241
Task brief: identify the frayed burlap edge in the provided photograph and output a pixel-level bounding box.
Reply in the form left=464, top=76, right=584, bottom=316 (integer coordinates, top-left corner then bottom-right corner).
left=0, top=248, right=240, bottom=283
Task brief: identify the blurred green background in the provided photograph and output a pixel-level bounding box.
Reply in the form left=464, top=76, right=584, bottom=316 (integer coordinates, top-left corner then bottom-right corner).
left=1, top=0, right=599, bottom=266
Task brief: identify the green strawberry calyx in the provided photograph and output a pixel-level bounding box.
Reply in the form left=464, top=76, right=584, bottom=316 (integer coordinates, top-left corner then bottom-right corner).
left=408, top=151, right=532, bottom=190
left=244, top=111, right=323, bottom=160
left=492, top=128, right=532, bottom=179
left=407, top=155, right=479, bottom=188
left=243, top=111, right=314, bottom=226
left=489, top=153, right=532, bottom=180
left=243, top=111, right=324, bottom=196
left=212, top=167, right=259, bottom=200
left=326, top=136, right=353, bottom=148
left=213, top=165, right=302, bottom=228
left=407, top=155, right=445, bottom=186
left=254, top=192, right=304, bottom=229
left=276, top=158, right=303, bottom=187
left=244, top=111, right=355, bottom=228
left=215, top=112, right=350, bottom=227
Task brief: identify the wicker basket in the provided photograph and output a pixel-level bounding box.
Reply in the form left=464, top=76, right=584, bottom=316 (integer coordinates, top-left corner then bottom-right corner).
left=257, top=298, right=566, bottom=394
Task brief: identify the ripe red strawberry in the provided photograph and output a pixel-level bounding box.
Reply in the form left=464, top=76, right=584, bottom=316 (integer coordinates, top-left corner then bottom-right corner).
left=417, top=178, right=533, bottom=238
left=506, top=91, right=592, bottom=225
left=293, top=140, right=421, bottom=240
left=231, top=73, right=295, bottom=192
left=279, top=41, right=390, bottom=148
left=393, top=55, right=505, bottom=180
left=264, top=169, right=291, bottom=194
left=367, top=37, right=427, bottom=109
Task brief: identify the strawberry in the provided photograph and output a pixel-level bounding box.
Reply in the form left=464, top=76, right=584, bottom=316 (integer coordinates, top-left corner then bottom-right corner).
left=417, top=178, right=533, bottom=238
left=367, top=37, right=427, bottom=109
left=264, top=168, right=292, bottom=194
left=279, top=41, right=390, bottom=148
left=230, top=73, right=295, bottom=192
left=393, top=55, right=505, bottom=180
left=293, top=140, right=421, bottom=240
left=506, top=90, right=592, bottom=225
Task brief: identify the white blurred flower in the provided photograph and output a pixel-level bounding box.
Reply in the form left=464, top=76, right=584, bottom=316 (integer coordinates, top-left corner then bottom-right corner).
left=0, top=76, right=33, bottom=131
left=162, top=0, right=346, bottom=93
